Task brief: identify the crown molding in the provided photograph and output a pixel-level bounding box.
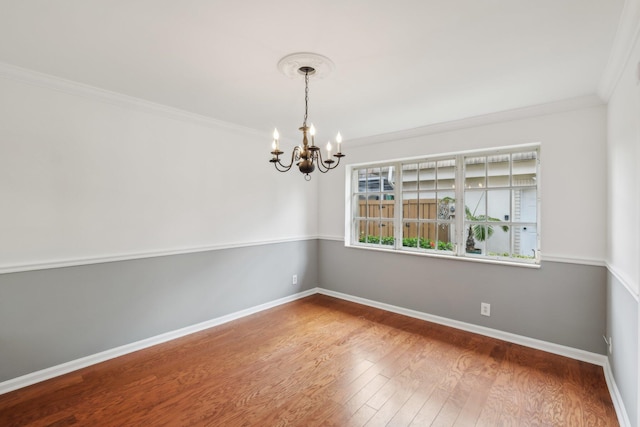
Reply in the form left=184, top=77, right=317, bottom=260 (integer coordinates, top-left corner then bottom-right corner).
left=346, top=95, right=604, bottom=147
left=0, top=61, right=266, bottom=138
left=598, top=0, right=640, bottom=100
left=0, top=60, right=609, bottom=148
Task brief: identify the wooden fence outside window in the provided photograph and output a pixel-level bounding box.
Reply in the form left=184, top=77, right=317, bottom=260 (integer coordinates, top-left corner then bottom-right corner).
left=358, top=199, right=452, bottom=242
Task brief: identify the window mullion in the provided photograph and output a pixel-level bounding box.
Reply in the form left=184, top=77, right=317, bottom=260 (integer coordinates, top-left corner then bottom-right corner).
left=347, top=168, right=356, bottom=245
left=509, top=153, right=514, bottom=256
left=536, top=153, right=541, bottom=261
left=394, top=162, right=402, bottom=250
left=455, top=154, right=465, bottom=256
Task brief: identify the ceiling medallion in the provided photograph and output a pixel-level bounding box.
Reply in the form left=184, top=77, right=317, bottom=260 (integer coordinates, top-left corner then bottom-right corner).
left=276, top=52, right=335, bottom=79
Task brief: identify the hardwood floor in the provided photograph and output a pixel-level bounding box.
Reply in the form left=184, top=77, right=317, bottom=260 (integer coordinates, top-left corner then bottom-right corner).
left=0, top=294, right=618, bottom=426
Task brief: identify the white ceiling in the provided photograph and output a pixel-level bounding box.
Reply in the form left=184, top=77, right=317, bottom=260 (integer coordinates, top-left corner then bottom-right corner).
left=0, top=1, right=624, bottom=142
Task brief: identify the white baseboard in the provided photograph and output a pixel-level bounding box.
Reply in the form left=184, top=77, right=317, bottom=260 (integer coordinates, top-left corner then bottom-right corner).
left=0, top=288, right=318, bottom=395
left=603, top=359, right=632, bottom=427
left=317, top=289, right=607, bottom=365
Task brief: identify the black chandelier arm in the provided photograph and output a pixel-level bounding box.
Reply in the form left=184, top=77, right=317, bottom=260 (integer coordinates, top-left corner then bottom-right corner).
left=272, top=160, right=293, bottom=173
left=270, top=146, right=302, bottom=172
left=315, top=149, right=342, bottom=173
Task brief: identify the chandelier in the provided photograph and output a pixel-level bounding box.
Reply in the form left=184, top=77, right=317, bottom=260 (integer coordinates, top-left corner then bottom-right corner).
left=270, top=53, right=344, bottom=180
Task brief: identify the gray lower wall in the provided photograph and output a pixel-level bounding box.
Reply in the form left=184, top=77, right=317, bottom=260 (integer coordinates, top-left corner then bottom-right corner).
left=607, top=272, right=638, bottom=427
left=0, top=240, right=318, bottom=383
left=318, top=239, right=607, bottom=354
left=0, top=238, right=618, bottom=395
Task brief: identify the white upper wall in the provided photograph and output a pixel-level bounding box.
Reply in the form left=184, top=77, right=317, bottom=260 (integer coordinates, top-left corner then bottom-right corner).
left=319, top=103, right=607, bottom=265
left=607, top=25, right=640, bottom=296
left=0, top=69, right=318, bottom=272
left=0, top=64, right=612, bottom=271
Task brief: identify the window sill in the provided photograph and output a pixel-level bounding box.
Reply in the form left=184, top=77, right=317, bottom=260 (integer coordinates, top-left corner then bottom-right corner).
left=345, top=242, right=541, bottom=269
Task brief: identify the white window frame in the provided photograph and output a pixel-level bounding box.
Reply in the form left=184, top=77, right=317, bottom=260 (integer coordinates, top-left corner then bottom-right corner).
left=345, top=143, right=541, bottom=267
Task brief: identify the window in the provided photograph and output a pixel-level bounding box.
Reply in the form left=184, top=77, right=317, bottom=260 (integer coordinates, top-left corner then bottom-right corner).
left=347, top=145, right=540, bottom=265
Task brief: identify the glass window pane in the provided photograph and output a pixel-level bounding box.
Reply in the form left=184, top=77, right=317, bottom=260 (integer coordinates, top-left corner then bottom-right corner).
left=365, top=197, right=380, bottom=219
left=465, top=224, right=486, bottom=254
left=435, top=223, right=455, bottom=251
left=419, top=223, right=431, bottom=248
left=364, top=168, right=374, bottom=193
left=402, top=198, right=419, bottom=219
left=380, top=200, right=394, bottom=219
left=356, top=220, right=367, bottom=243
left=354, top=194, right=365, bottom=218
left=486, top=222, right=510, bottom=257
left=465, top=156, right=486, bottom=189
left=402, top=163, right=419, bottom=220
left=366, top=220, right=379, bottom=242
left=488, top=154, right=510, bottom=187
left=421, top=221, right=437, bottom=242
left=465, top=190, right=486, bottom=219
left=360, top=166, right=395, bottom=193
left=437, top=192, right=455, bottom=221
left=513, top=189, right=537, bottom=222
left=436, top=159, right=456, bottom=190
left=419, top=192, right=436, bottom=219
left=403, top=191, right=418, bottom=200
left=379, top=221, right=394, bottom=245
left=357, top=169, right=368, bottom=193
left=403, top=221, right=419, bottom=248
left=402, top=163, right=419, bottom=192
left=487, top=190, right=510, bottom=222
left=512, top=151, right=537, bottom=186
left=380, top=165, right=395, bottom=193
left=369, top=167, right=381, bottom=192
left=513, top=225, right=537, bottom=259
left=418, top=162, right=435, bottom=191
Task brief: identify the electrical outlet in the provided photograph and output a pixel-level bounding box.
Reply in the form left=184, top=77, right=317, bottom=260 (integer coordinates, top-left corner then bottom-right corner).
left=292, top=274, right=298, bottom=285
left=480, top=302, right=491, bottom=317
left=608, top=337, right=612, bottom=354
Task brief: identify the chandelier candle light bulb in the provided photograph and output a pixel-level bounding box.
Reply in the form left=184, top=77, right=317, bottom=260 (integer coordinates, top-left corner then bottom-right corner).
left=310, top=124, right=316, bottom=146
left=271, top=128, right=282, bottom=155
left=269, top=52, right=345, bottom=180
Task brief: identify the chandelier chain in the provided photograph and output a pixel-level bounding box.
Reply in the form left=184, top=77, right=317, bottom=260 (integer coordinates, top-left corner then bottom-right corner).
left=303, top=70, right=309, bottom=128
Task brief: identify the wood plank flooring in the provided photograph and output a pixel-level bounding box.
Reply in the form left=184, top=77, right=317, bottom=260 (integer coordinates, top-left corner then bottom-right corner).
left=0, top=294, right=618, bottom=426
